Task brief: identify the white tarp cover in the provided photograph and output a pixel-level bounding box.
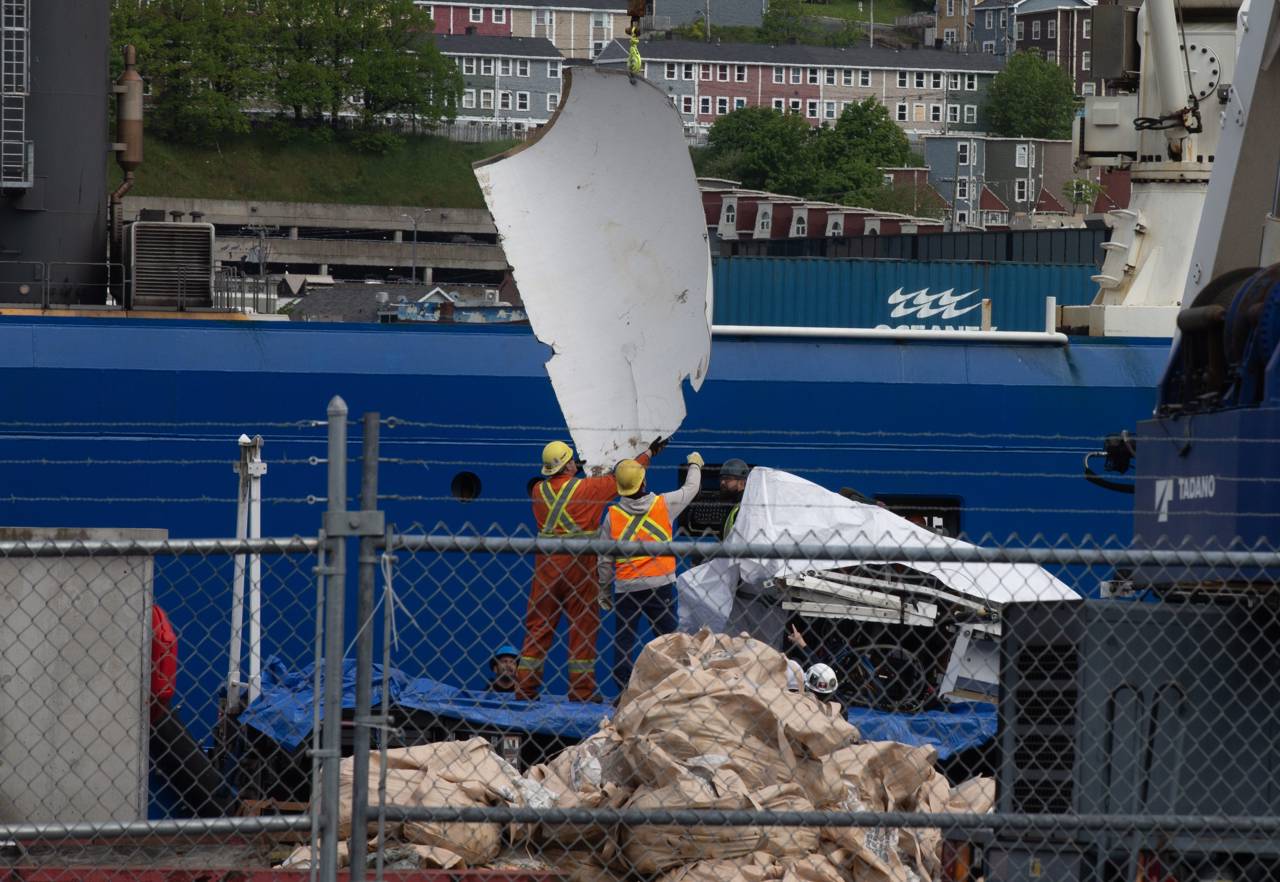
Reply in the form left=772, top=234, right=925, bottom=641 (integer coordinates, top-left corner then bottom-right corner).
left=474, top=67, right=713, bottom=469
left=678, top=468, right=1079, bottom=633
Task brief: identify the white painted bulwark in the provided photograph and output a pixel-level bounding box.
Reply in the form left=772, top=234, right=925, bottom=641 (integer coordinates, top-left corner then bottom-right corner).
left=475, top=66, right=713, bottom=469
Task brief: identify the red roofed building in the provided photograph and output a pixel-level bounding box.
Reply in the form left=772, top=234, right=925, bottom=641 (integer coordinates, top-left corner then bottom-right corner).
left=978, top=186, right=1010, bottom=229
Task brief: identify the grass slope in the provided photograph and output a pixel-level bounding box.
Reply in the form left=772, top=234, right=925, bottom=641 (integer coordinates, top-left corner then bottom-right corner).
left=800, top=0, right=917, bottom=25
left=108, top=131, right=517, bottom=208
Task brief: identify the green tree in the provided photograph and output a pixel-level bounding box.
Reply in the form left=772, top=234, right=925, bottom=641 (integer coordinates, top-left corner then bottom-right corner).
left=761, top=0, right=812, bottom=43
left=1062, top=177, right=1103, bottom=214
left=111, top=0, right=267, bottom=144
left=832, top=98, right=913, bottom=168
left=983, top=50, right=1077, bottom=139
left=704, top=107, right=814, bottom=190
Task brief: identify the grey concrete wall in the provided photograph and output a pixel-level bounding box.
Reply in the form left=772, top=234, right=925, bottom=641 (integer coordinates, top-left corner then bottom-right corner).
left=220, top=236, right=507, bottom=271
left=0, top=527, right=166, bottom=823
left=122, top=197, right=498, bottom=236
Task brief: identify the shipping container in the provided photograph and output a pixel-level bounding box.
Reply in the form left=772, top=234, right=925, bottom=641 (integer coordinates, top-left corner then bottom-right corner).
left=712, top=257, right=1098, bottom=331
left=718, top=226, right=1108, bottom=266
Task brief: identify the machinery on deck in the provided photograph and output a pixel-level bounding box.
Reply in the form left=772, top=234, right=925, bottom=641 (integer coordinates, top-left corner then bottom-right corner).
left=993, top=0, right=1280, bottom=877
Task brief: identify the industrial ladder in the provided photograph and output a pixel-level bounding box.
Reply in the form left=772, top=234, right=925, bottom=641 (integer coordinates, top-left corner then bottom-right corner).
left=0, top=0, right=31, bottom=189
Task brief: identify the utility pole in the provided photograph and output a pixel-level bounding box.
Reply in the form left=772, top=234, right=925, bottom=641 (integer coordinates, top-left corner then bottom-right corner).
left=869, top=0, right=874, bottom=46
left=401, top=210, right=431, bottom=284
left=704, top=0, right=711, bottom=42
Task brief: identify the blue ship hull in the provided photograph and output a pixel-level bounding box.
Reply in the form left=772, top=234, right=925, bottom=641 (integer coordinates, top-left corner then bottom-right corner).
left=0, top=316, right=1170, bottom=732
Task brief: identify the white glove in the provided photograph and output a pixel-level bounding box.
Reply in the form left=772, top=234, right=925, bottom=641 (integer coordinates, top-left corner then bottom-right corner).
left=686, top=451, right=704, bottom=468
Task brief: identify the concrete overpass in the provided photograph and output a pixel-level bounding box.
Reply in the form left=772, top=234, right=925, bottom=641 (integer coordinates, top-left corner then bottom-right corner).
left=122, top=196, right=509, bottom=279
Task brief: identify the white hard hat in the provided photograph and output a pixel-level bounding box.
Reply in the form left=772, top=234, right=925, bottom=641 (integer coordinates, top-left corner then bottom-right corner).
left=805, top=663, right=838, bottom=696
left=786, top=659, right=805, bottom=692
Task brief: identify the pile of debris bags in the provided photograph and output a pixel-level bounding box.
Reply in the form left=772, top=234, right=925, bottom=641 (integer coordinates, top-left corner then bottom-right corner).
left=280, top=630, right=994, bottom=882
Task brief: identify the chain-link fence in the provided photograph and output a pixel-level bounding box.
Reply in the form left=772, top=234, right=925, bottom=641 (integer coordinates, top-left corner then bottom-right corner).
left=5, top=402, right=1280, bottom=882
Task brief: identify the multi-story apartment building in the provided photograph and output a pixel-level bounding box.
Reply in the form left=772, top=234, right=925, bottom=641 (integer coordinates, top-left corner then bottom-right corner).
left=1013, top=0, right=1101, bottom=95
left=437, top=35, right=565, bottom=130
left=935, top=0, right=977, bottom=47
left=648, top=0, right=768, bottom=30
left=923, top=135, right=1074, bottom=229
left=420, top=0, right=629, bottom=59
left=972, top=0, right=1017, bottom=56
left=595, top=41, right=1003, bottom=141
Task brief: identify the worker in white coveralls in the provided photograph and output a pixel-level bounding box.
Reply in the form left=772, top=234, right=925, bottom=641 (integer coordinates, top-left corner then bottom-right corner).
left=599, top=453, right=704, bottom=693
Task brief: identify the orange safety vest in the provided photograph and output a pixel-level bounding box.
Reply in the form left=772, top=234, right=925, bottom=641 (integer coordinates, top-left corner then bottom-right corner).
left=537, top=478, right=593, bottom=537
left=607, top=496, right=677, bottom=581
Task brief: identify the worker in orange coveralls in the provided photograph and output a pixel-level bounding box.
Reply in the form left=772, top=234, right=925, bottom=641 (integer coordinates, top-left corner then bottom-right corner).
left=517, top=435, right=668, bottom=701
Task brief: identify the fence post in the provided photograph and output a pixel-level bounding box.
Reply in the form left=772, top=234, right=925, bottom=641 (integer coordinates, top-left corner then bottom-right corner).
left=318, top=396, right=348, bottom=882
left=349, top=412, right=380, bottom=882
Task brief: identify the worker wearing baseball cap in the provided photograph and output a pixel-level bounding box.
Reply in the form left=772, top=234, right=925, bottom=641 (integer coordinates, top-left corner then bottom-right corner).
left=600, top=451, right=703, bottom=694
left=488, top=644, right=520, bottom=693
left=719, top=458, right=750, bottom=537
left=517, top=435, right=668, bottom=701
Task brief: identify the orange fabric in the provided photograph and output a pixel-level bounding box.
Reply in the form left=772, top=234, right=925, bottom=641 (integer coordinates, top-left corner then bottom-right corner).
left=607, top=495, right=677, bottom=581
left=516, top=555, right=599, bottom=700
left=529, top=451, right=650, bottom=534
left=151, top=605, right=178, bottom=722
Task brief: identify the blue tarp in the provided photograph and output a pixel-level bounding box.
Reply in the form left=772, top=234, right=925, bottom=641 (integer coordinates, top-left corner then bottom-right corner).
left=847, top=701, right=997, bottom=761
left=242, top=664, right=996, bottom=759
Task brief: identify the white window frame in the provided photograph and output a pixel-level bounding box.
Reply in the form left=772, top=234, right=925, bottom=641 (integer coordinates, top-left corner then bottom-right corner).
left=931, top=72, right=942, bottom=88
left=735, top=64, right=748, bottom=82
left=1083, top=17, right=1092, bottom=37
left=1032, top=20, right=1041, bottom=39
left=683, top=95, right=695, bottom=113
left=947, top=103, right=959, bottom=122
left=1046, top=50, right=1057, bottom=63
left=859, top=69, right=871, bottom=86
left=591, top=11, right=607, bottom=27
left=914, top=71, right=925, bottom=88
left=1081, top=81, right=1096, bottom=96
left=548, top=60, right=560, bottom=78
left=1015, top=143, right=1029, bottom=167
left=734, top=96, right=747, bottom=110
left=700, top=95, right=711, bottom=114
left=1047, top=18, right=1056, bottom=38
left=896, top=102, right=908, bottom=121
left=946, top=0, right=955, bottom=15
left=883, top=173, right=894, bottom=186
left=825, top=68, right=836, bottom=85
left=723, top=202, right=736, bottom=224
left=499, top=58, right=512, bottom=76
left=956, top=178, right=969, bottom=200
left=964, top=104, right=977, bottom=123
left=1082, top=50, right=1091, bottom=70
left=790, top=66, right=801, bottom=84
left=548, top=92, right=560, bottom=111
left=897, top=71, right=908, bottom=87
left=684, top=63, right=696, bottom=80
left=772, top=97, right=785, bottom=111
left=807, top=99, right=819, bottom=118
left=983, top=40, right=995, bottom=53
left=966, top=73, right=977, bottom=91
left=516, top=91, right=529, bottom=111
left=949, top=72, right=960, bottom=90
left=789, top=98, right=802, bottom=113
left=480, top=89, right=494, bottom=109
left=985, top=10, right=993, bottom=28
left=824, top=100, right=837, bottom=119
left=1000, top=10, right=1007, bottom=27
left=944, top=27, right=957, bottom=44
left=701, top=64, right=712, bottom=80
left=956, top=210, right=969, bottom=225
left=808, top=67, right=820, bottom=84
left=516, top=59, right=529, bottom=77
left=480, top=57, right=494, bottom=75
left=759, top=210, right=772, bottom=232
left=794, top=214, right=807, bottom=236
left=1016, top=20, right=1025, bottom=39
left=930, top=103, right=942, bottom=122
left=718, top=64, right=730, bottom=81
left=665, top=62, right=677, bottom=80
left=957, top=141, right=969, bottom=165
left=1015, top=179, right=1028, bottom=202
left=493, top=7, right=506, bottom=23
left=462, top=88, right=476, bottom=108
left=499, top=90, right=512, bottom=110
left=470, top=7, right=483, bottom=22
left=842, top=69, right=853, bottom=86
left=773, top=66, right=785, bottom=84
left=716, top=96, right=729, bottom=115
left=463, top=57, right=477, bottom=75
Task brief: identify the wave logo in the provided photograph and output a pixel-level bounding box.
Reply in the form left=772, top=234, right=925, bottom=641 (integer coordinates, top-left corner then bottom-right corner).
left=887, top=287, right=982, bottom=320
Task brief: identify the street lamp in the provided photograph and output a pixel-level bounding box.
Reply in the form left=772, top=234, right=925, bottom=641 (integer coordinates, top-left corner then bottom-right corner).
left=400, top=209, right=432, bottom=285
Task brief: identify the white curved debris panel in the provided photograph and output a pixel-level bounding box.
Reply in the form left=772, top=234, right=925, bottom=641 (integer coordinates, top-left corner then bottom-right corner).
left=474, top=66, right=713, bottom=470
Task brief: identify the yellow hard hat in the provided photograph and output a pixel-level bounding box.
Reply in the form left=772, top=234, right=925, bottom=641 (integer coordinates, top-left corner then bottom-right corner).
left=541, top=440, right=574, bottom=476
left=615, top=459, right=646, bottom=496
